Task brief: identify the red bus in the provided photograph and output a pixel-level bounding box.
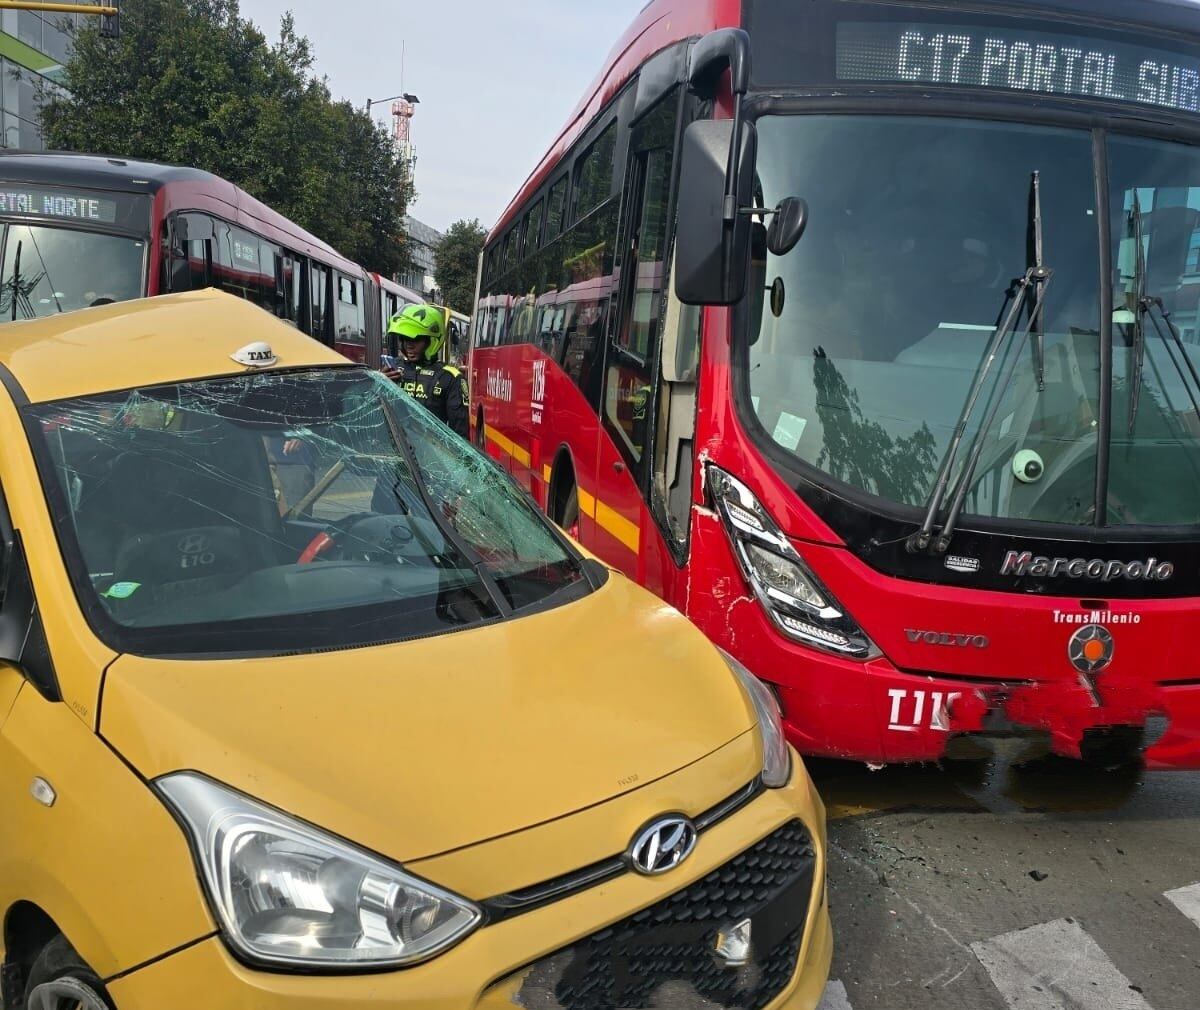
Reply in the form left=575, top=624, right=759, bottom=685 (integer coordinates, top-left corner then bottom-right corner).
left=471, top=0, right=1200, bottom=770
left=0, top=151, right=410, bottom=364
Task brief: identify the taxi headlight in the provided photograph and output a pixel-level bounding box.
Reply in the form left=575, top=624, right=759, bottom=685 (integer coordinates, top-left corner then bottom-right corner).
left=722, top=650, right=792, bottom=788
left=157, top=773, right=481, bottom=971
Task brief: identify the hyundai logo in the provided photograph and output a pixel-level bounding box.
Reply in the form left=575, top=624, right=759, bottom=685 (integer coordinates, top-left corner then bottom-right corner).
left=628, top=816, right=698, bottom=876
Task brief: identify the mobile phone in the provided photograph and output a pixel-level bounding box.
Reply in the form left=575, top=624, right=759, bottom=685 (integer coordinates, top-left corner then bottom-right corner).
left=381, top=355, right=402, bottom=370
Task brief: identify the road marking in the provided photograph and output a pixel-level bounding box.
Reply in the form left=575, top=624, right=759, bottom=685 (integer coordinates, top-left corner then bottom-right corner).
left=972, top=918, right=1153, bottom=1010
left=1165, top=883, right=1200, bottom=930
left=817, top=980, right=854, bottom=1009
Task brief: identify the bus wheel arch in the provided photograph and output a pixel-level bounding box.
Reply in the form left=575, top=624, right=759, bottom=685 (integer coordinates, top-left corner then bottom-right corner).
left=549, top=449, right=580, bottom=536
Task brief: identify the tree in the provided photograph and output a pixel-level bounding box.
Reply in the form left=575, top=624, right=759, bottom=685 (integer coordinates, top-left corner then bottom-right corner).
left=39, top=0, right=412, bottom=276
left=434, top=219, right=488, bottom=313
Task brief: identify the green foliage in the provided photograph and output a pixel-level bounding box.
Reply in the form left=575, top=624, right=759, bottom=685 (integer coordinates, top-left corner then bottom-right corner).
left=434, top=219, right=487, bottom=314
left=41, top=0, right=413, bottom=276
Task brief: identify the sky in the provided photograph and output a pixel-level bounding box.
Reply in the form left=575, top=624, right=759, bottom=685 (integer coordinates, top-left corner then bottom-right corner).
left=239, top=0, right=648, bottom=235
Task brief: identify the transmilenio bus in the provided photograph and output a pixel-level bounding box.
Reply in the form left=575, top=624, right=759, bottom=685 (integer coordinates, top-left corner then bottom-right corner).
left=0, top=152, right=440, bottom=366
left=471, top=0, right=1200, bottom=770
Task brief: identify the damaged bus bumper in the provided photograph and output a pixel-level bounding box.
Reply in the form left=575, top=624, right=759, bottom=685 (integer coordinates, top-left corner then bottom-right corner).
left=687, top=517, right=1200, bottom=769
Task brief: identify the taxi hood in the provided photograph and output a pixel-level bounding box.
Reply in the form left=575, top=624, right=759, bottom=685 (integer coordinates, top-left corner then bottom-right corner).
left=100, top=576, right=756, bottom=864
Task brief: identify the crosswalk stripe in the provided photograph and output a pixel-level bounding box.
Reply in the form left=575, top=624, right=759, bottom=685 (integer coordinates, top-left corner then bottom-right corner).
left=817, top=980, right=854, bottom=1010
left=972, top=919, right=1154, bottom=1010
left=1165, top=883, right=1200, bottom=930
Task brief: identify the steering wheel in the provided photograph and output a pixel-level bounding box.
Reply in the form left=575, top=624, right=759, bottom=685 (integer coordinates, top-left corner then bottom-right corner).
left=297, top=514, right=428, bottom=565
left=297, top=513, right=379, bottom=565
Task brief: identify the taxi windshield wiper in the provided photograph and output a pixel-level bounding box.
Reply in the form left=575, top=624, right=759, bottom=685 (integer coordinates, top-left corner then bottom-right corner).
left=377, top=394, right=513, bottom=619
left=1126, top=196, right=1200, bottom=433
left=909, top=171, right=1052, bottom=556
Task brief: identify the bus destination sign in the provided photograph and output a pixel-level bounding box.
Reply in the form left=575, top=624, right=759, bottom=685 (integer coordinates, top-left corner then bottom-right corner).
left=0, top=187, right=119, bottom=224
left=837, top=21, right=1200, bottom=115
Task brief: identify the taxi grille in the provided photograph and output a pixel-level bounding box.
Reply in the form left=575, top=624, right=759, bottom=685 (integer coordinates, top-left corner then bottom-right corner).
left=511, top=820, right=815, bottom=1010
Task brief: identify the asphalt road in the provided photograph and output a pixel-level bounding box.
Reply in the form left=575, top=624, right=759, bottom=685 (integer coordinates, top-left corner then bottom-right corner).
left=810, top=746, right=1200, bottom=1010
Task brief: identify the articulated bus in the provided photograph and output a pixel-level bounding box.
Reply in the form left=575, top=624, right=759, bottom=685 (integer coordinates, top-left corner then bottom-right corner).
left=0, top=152, right=458, bottom=367
left=471, top=0, right=1200, bottom=770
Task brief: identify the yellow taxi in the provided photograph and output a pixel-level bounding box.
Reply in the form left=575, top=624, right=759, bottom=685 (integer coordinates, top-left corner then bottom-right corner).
left=0, top=291, right=831, bottom=1009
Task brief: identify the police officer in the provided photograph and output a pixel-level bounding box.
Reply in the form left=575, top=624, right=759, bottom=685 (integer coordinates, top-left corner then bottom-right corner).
left=383, top=304, right=470, bottom=438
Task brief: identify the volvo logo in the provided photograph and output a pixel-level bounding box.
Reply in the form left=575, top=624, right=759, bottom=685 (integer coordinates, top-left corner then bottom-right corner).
left=628, top=816, right=698, bottom=876
left=1068, top=624, right=1115, bottom=675
left=1001, top=551, right=1173, bottom=583
left=905, top=629, right=989, bottom=649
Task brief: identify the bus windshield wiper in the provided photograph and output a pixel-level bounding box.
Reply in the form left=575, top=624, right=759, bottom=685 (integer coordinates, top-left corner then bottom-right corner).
left=1126, top=196, right=1200, bottom=433
left=9, top=240, right=21, bottom=322
left=909, top=171, right=1051, bottom=556
left=1128, top=193, right=1150, bottom=432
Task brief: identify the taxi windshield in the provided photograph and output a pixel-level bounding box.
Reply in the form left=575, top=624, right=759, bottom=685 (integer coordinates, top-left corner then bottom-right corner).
left=27, top=368, right=588, bottom=656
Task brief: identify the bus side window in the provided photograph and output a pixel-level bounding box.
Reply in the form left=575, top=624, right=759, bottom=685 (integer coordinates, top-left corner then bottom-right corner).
left=525, top=200, right=544, bottom=256
left=570, top=123, right=616, bottom=226
left=278, top=252, right=304, bottom=326
left=310, top=264, right=331, bottom=341
left=168, top=213, right=214, bottom=292
left=211, top=222, right=274, bottom=309
left=559, top=202, right=618, bottom=407
left=545, top=177, right=567, bottom=241
left=606, top=101, right=677, bottom=470
left=337, top=274, right=365, bottom=346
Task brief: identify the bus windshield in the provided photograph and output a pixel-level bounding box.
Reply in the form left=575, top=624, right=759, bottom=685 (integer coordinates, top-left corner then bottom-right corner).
left=0, top=224, right=145, bottom=319
left=745, top=114, right=1200, bottom=529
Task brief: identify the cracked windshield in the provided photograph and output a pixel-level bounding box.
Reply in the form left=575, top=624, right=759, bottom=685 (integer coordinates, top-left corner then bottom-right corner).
left=28, top=369, right=583, bottom=652
left=747, top=116, right=1106, bottom=525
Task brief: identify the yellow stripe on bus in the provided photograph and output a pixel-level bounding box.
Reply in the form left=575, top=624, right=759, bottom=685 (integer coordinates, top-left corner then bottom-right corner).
left=595, top=500, right=640, bottom=554
left=484, top=424, right=532, bottom=468
left=485, top=431, right=639, bottom=555
left=577, top=487, right=597, bottom=519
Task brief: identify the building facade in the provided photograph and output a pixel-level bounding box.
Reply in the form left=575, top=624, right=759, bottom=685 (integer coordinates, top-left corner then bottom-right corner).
left=399, top=215, right=443, bottom=300
left=0, top=4, right=100, bottom=150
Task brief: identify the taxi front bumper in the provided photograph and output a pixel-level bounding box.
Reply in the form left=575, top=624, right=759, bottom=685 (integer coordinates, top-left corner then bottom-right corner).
left=106, top=765, right=831, bottom=1010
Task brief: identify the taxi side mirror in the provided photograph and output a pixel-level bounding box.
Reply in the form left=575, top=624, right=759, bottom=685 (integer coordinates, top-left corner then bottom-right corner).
left=0, top=498, right=58, bottom=701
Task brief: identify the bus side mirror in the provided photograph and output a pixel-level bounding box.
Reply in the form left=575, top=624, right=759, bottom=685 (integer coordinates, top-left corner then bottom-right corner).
left=674, top=119, right=757, bottom=306
left=767, top=197, right=809, bottom=257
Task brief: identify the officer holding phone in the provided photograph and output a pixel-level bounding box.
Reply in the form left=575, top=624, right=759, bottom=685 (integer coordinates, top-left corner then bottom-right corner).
left=382, top=305, right=470, bottom=438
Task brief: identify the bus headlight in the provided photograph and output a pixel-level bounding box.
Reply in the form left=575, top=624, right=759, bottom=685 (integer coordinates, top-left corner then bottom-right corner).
left=158, top=773, right=481, bottom=971
left=707, top=465, right=876, bottom=659
left=722, top=649, right=792, bottom=788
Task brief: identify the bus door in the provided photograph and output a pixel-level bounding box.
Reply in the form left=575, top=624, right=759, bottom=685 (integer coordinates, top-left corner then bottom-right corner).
left=598, top=91, right=681, bottom=588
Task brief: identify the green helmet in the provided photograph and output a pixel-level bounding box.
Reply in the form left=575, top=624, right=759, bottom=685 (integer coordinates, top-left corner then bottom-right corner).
left=388, top=304, right=446, bottom=362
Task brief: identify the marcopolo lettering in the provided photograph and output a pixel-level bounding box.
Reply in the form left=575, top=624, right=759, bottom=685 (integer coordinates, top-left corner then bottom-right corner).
left=1001, top=551, right=1174, bottom=582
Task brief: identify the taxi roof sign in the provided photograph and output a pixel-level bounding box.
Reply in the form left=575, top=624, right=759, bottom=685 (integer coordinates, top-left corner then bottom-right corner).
left=231, top=341, right=278, bottom=369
